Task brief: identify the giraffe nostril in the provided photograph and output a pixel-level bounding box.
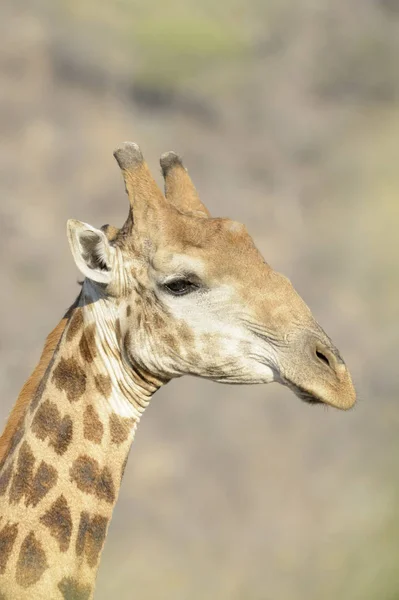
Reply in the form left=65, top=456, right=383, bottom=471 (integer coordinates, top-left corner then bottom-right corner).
left=316, top=349, right=331, bottom=368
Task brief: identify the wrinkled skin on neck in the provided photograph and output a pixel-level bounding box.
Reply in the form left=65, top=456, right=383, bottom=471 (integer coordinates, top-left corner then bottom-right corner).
left=68, top=142, right=356, bottom=411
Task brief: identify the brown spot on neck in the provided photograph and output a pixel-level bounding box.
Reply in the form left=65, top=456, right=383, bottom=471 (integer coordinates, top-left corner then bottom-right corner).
left=16, top=531, right=48, bottom=588
left=40, top=495, right=72, bottom=552
left=52, top=357, right=87, bottom=402
left=76, top=511, right=108, bottom=568
left=32, top=399, right=73, bottom=455
left=83, top=405, right=104, bottom=445
left=109, top=414, right=135, bottom=446
left=26, top=461, right=57, bottom=508
left=94, top=373, right=112, bottom=399
left=0, top=522, right=18, bottom=574
left=9, top=441, right=57, bottom=507
left=70, top=455, right=115, bottom=504
left=58, top=577, right=92, bottom=600
left=66, top=307, right=84, bottom=342
left=9, top=441, right=35, bottom=505
left=0, top=462, right=13, bottom=497
left=79, top=324, right=97, bottom=363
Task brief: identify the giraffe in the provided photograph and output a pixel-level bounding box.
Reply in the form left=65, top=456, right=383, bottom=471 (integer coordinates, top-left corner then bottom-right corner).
left=0, top=142, right=356, bottom=599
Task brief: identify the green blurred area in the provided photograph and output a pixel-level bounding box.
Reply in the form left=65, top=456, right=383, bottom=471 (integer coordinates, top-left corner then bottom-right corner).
left=1, top=0, right=398, bottom=598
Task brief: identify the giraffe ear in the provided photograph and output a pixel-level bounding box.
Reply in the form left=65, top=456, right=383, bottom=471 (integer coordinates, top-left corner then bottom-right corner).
left=67, top=220, right=116, bottom=284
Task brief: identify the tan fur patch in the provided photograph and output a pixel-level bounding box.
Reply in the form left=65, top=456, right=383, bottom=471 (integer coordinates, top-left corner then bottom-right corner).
left=52, top=357, right=87, bottom=402
left=40, top=495, right=72, bottom=552
left=16, top=531, right=48, bottom=588
left=70, top=456, right=115, bottom=504
left=58, top=576, right=92, bottom=600
left=0, top=523, right=18, bottom=574
left=126, top=305, right=132, bottom=317
left=79, top=324, right=97, bottom=363
left=94, top=374, right=112, bottom=399
left=32, top=399, right=73, bottom=455
left=109, top=414, right=135, bottom=446
left=83, top=406, right=104, bottom=444
left=75, top=511, right=108, bottom=568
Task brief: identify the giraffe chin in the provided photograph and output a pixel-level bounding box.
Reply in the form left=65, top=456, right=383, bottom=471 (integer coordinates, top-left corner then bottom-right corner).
left=284, top=380, right=330, bottom=407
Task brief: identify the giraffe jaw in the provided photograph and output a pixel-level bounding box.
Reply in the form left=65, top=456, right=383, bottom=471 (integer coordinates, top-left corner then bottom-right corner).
left=282, top=376, right=356, bottom=410
left=284, top=380, right=325, bottom=406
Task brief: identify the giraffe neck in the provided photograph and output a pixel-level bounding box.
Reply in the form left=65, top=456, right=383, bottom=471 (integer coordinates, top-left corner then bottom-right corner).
left=0, top=283, right=165, bottom=600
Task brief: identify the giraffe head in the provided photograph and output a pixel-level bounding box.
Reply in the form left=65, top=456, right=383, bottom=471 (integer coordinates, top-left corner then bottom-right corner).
left=67, top=143, right=355, bottom=410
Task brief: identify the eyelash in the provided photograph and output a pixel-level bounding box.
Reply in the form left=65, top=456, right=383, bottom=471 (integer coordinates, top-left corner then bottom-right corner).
left=163, top=278, right=200, bottom=296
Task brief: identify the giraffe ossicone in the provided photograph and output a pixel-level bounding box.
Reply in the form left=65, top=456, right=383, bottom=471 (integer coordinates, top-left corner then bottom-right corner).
left=0, top=142, right=356, bottom=599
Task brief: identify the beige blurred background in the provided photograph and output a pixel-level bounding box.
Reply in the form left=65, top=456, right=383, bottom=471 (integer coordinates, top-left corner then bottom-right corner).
left=1, top=0, right=398, bottom=598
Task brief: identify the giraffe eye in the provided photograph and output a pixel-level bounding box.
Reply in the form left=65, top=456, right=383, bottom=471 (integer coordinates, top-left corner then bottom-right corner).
left=164, top=278, right=198, bottom=296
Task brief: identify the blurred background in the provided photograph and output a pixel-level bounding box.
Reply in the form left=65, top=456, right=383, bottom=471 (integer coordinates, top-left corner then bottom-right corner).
left=1, top=0, right=398, bottom=598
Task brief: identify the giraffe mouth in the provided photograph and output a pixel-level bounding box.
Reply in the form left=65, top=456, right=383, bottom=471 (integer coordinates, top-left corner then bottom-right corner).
left=284, top=380, right=325, bottom=406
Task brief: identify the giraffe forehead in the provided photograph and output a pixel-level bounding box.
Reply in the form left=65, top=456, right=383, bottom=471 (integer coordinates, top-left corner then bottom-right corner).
left=137, top=213, right=247, bottom=259
left=119, top=213, right=266, bottom=290
left=149, top=230, right=263, bottom=281
left=151, top=253, right=206, bottom=278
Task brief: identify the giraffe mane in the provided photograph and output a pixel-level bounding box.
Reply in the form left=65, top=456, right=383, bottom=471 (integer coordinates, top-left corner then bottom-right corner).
left=0, top=225, right=120, bottom=467
left=0, top=303, right=77, bottom=465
